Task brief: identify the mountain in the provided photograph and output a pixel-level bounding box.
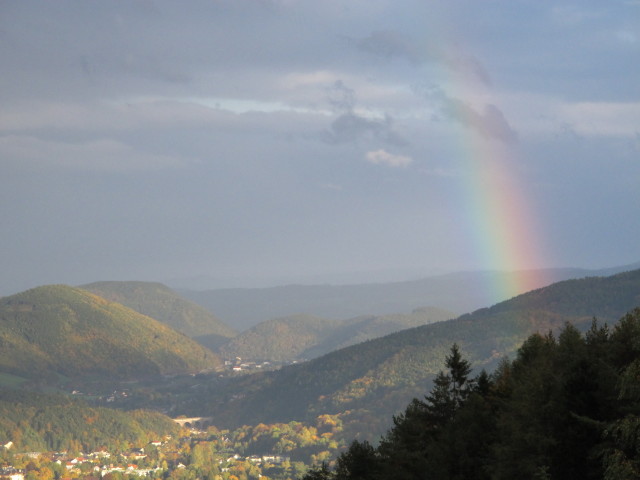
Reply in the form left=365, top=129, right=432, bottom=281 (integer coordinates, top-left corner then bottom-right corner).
left=183, top=268, right=640, bottom=439
left=81, top=280, right=236, bottom=339
left=0, top=284, right=222, bottom=380
left=180, top=262, right=640, bottom=330
left=216, top=307, right=455, bottom=363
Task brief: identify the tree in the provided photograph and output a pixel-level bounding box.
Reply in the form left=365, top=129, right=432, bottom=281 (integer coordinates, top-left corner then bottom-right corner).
left=377, top=344, right=477, bottom=480
left=446, top=343, right=473, bottom=409
left=377, top=398, right=431, bottom=479
left=603, top=356, right=640, bottom=479
left=422, top=343, right=473, bottom=428
left=301, top=462, right=332, bottom=480
left=334, top=440, right=380, bottom=480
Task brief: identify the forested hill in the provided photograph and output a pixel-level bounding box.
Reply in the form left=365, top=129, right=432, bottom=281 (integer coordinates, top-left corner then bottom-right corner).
left=466, top=269, right=640, bottom=319
left=81, top=280, right=236, bottom=339
left=216, top=307, right=454, bottom=363
left=0, top=285, right=222, bottom=380
left=188, top=269, right=640, bottom=439
left=0, top=389, right=178, bottom=452
left=304, top=309, right=640, bottom=480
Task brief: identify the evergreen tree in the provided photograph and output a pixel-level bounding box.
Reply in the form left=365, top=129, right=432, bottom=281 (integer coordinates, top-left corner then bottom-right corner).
left=378, top=344, right=476, bottom=479
left=300, top=312, right=640, bottom=480
left=602, top=309, right=640, bottom=479
left=301, top=462, right=333, bottom=480
left=445, top=343, right=473, bottom=409
left=333, top=440, right=380, bottom=480
left=377, top=398, right=431, bottom=479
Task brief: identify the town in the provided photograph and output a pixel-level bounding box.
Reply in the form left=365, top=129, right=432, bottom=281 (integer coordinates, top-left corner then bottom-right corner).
left=0, top=416, right=345, bottom=480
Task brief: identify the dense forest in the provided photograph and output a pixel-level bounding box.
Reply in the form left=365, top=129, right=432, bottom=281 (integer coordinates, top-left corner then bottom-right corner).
left=81, top=281, right=236, bottom=339
left=0, top=285, right=221, bottom=379
left=304, top=308, right=640, bottom=479
left=0, top=390, right=177, bottom=452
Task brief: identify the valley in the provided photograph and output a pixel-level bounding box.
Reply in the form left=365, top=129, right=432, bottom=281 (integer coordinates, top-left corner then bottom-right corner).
left=1, top=266, right=640, bottom=479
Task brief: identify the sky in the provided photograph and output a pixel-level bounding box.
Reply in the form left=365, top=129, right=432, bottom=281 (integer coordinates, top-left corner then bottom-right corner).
left=1, top=0, right=639, bottom=295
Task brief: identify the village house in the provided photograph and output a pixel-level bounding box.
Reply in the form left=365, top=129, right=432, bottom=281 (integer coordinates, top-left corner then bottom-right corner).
left=0, top=468, right=24, bottom=480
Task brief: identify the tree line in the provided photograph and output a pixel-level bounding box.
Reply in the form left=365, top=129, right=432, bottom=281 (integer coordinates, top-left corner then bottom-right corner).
left=303, top=308, right=640, bottom=479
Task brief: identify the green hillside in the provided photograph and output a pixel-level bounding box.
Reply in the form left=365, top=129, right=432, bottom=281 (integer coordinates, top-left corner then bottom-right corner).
left=218, top=314, right=338, bottom=362
left=0, top=389, right=178, bottom=452
left=81, top=281, right=236, bottom=338
left=185, top=269, right=640, bottom=439
left=0, top=285, right=222, bottom=380
left=218, top=307, right=454, bottom=363
left=308, top=306, right=455, bottom=359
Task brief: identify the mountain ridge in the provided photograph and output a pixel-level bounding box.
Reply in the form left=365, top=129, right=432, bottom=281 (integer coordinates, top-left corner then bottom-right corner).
left=183, top=268, right=640, bottom=439
left=0, top=284, right=222, bottom=380
left=214, top=307, right=455, bottom=363
left=180, top=262, right=640, bottom=329
left=81, top=280, right=236, bottom=338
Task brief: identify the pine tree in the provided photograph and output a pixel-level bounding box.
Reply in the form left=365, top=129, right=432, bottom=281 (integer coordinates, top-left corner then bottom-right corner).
left=446, top=343, right=473, bottom=409
left=603, top=322, right=640, bottom=480
left=301, top=462, right=333, bottom=480
left=334, top=440, right=380, bottom=480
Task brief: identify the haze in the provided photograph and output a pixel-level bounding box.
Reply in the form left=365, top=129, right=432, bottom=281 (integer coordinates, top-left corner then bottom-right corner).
left=2, top=1, right=639, bottom=295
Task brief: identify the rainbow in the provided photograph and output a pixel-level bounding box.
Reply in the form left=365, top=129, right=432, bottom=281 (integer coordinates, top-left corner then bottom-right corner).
left=431, top=20, right=552, bottom=303
left=456, top=128, right=550, bottom=301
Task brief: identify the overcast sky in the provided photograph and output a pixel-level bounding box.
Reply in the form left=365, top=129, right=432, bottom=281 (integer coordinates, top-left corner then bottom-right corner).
left=1, top=0, right=639, bottom=295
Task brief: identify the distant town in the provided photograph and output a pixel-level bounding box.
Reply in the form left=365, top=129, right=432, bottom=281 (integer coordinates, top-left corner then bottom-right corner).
left=0, top=422, right=303, bottom=480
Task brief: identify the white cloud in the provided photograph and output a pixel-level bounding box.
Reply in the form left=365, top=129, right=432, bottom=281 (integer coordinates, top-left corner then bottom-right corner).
left=0, top=98, right=328, bottom=142
left=365, top=149, right=412, bottom=168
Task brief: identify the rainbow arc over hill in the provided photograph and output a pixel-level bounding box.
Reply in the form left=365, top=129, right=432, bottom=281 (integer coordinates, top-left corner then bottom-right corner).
left=455, top=127, right=550, bottom=302
left=431, top=20, right=551, bottom=303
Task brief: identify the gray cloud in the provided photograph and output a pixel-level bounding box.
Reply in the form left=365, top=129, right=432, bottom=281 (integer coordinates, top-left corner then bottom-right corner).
left=321, top=112, right=409, bottom=146
left=326, top=80, right=356, bottom=112
left=420, top=85, right=518, bottom=144
left=353, top=30, right=491, bottom=86
left=320, top=78, right=408, bottom=146
left=443, top=52, right=492, bottom=87
left=354, top=30, right=423, bottom=63
left=445, top=101, right=518, bottom=144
